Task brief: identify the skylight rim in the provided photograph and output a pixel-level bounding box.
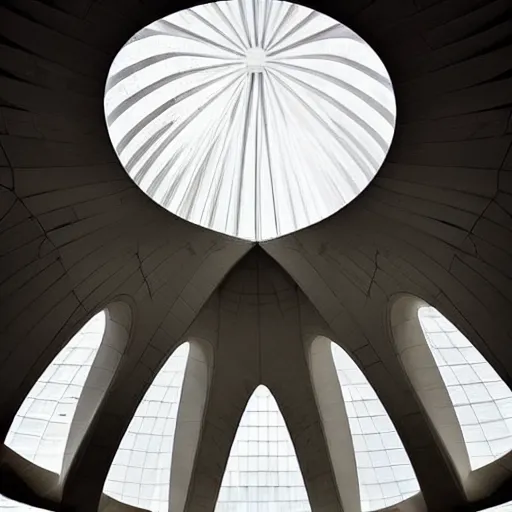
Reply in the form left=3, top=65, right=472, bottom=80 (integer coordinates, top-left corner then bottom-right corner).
left=104, top=0, right=397, bottom=242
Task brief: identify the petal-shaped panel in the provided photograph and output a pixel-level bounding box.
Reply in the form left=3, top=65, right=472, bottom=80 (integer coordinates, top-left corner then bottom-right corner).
left=331, top=343, right=419, bottom=511
left=216, top=385, right=311, bottom=512
left=418, top=307, right=512, bottom=470
left=103, top=343, right=189, bottom=512
left=5, top=312, right=106, bottom=473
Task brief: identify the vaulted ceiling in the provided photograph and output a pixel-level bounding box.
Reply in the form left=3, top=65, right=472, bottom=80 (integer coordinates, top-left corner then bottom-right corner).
left=0, top=1, right=511, bottom=511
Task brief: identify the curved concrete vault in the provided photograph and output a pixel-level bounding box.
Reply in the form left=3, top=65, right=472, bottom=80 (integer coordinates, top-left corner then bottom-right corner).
left=0, top=0, right=511, bottom=511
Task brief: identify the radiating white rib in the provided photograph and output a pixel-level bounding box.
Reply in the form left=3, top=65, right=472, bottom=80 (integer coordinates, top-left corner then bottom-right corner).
left=331, top=343, right=419, bottom=511
left=103, top=343, right=189, bottom=512
left=104, top=0, right=395, bottom=241
left=5, top=312, right=106, bottom=474
left=418, top=307, right=512, bottom=470
left=216, top=385, right=311, bottom=512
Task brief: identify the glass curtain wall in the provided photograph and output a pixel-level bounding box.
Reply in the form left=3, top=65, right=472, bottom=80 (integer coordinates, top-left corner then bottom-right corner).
left=331, top=343, right=419, bottom=511
left=418, top=307, right=512, bottom=470
left=216, top=385, right=310, bottom=512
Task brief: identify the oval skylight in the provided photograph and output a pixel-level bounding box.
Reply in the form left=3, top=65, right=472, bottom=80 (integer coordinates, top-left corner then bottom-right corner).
left=105, top=0, right=396, bottom=241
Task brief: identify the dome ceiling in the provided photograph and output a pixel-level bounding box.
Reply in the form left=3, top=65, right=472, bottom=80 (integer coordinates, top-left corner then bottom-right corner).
left=104, top=0, right=395, bottom=241
left=0, top=1, right=511, bottom=512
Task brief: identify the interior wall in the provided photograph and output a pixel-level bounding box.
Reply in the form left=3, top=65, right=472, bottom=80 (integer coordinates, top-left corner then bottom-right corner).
left=0, top=0, right=511, bottom=511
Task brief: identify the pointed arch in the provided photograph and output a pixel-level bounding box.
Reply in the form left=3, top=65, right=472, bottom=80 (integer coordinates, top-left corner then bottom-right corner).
left=390, top=295, right=470, bottom=489
left=308, top=335, right=360, bottom=512
left=1, top=303, right=132, bottom=511
left=5, top=311, right=107, bottom=474
left=330, top=342, right=420, bottom=511
left=102, top=343, right=190, bottom=512
left=418, top=306, right=512, bottom=471
left=215, top=385, right=311, bottom=512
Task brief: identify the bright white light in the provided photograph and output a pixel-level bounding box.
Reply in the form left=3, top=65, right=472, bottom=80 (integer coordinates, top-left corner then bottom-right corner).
left=105, top=0, right=396, bottom=241
left=246, top=47, right=266, bottom=72
left=216, top=385, right=310, bottom=511
left=331, top=343, right=419, bottom=511
left=5, top=312, right=106, bottom=473
left=419, top=307, right=512, bottom=471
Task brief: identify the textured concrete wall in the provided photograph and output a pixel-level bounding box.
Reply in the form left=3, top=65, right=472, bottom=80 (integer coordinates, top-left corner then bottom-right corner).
left=0, top=0, right=511, bottom=511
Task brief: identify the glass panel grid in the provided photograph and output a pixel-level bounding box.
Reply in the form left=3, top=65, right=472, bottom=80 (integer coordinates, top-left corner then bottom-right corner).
left=331, top=343, right=419, bottom=511
left=103, top=343, right=189, bottom=512
left=5, top=312, right=106, bottom=474
left=104, top=0, right=396, bottom=241
left=418, top=307, right=512, bottom=470
left=216, top=385, right=311, bottom=512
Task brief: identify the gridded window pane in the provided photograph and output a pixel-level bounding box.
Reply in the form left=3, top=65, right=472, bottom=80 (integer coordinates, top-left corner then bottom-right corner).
left=5, top=312, right=106, bottom=473
left=216, top=385, right=311, bottom=512
left=331, top=343, right=419, bottom=511
left=103, top=343, right=189, bottom=512
left=418, top=307, right=512, bottom=470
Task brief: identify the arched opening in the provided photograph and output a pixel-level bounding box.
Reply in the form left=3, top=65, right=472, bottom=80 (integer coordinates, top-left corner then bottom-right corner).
left=0, top=497, right=49, bottom=512
left=169, top=339, right=214, bottom=512
left=1, top=303, right=132, bottom=510
left=102, top=343, right=190, bottom=512
left=308, top=335, right=360, bottom=512
left=62, top=302, right=133, bottom=481
left=215, top=385, right=310, bottom=511
left=4, top=312, right=106, bottom=475
left=329, top=342, right=420, bottom=511
left=390, top=295, right=512, bottom=501
left=418, top=306, right=512, bottom=471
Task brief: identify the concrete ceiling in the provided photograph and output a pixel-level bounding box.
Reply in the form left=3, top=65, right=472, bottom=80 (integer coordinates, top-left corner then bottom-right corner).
left=0, top=0, right=511, bottom=511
